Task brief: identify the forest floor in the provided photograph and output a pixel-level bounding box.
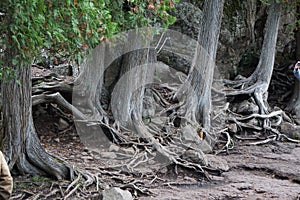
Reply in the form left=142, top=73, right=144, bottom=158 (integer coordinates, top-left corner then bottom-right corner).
left=10, top=104, right=300, bottom=200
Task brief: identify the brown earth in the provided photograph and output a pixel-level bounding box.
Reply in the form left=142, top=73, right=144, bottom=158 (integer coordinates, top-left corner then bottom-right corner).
left=10, top=104, right=300, bottom=199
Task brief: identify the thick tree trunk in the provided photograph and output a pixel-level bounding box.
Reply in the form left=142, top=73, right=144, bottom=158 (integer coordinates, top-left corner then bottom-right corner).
left=247, top=1, right=281, bottom=114
left=111, top=32, right=156, bottom=128
left=251, top=1, right=280, bottom=85
left=246, top=0, right=256, bottom=45
left=73, top=45, right=105, bottom=119
left=1, top=63, right=69, bottom=179
left=226, top=1, right=281, bottom=115
left=175, top=0, right=224, bottom=132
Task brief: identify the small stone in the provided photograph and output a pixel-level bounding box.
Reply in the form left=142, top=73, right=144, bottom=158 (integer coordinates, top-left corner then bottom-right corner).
left=103, top=187, right=133, bottom=200
left=234, top=183, right=253, bottom=190
left=58, top=118, right=69, bottom=130
left=228, top=123, right=238, bottom=133
left=160, top=167, right=168, bottom=174
left=101, top=152, right=117, bottom=159
left=81, top=152, right=88, bottom=156
left=121, top=148, right=135, bottom=155
left=54, top=138, right=60, bottom=143
left=183, top=176, right=196, bottom=182
left=82, top=156, right=94, bottom=161
left=109, top=144, right=120, bottom=152
left=206, top=155, right=229, bottom=171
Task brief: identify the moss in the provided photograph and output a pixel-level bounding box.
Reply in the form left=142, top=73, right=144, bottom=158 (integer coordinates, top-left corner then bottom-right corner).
left=32, top=175, right=50, bottom=182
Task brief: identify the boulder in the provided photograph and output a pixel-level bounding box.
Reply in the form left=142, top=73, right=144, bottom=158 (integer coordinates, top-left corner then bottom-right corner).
left=103, top=187, right=133, bottom=200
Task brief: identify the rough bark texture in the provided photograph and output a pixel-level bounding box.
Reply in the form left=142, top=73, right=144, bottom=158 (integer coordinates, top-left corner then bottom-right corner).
left=73, top=45, right=105, bottom=120
left=246, top=0, right=256, bottom=45
left=111, top=32, right=156, bottom=128
left=1, top=63, right=69, bottom=180
left=176, top=0, right=224, bottom=132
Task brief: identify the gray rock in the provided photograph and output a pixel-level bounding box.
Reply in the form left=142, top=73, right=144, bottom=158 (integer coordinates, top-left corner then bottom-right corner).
left=228, top=123, right=238, bottom=134
left=181, top=149, right=207, bottom=166
left=101, top=152, right=117, bottom=159
left=234, top=100, right=259, bottom=114
left=103, top=187, right=133, bottom=200
left=109, top=144, right=120, bottom=152
left=58, top=118, right=69, bottom=130
left=206, top=155, right=229, bottom=171
left=180, top=125, right=212, bottom=153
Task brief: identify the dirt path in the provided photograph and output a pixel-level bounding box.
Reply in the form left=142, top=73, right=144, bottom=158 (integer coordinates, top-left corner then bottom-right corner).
left=141, top=142, right=300, bottom=200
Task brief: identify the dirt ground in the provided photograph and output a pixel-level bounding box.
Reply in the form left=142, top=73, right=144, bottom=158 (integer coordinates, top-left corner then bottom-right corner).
left=9, top=105, right=300, bottom=200
left=140, top=143, right=300, bottom=200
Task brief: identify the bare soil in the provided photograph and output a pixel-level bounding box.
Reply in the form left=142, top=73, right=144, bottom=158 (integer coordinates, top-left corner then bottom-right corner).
left=10, top=104, right=300, bottom=199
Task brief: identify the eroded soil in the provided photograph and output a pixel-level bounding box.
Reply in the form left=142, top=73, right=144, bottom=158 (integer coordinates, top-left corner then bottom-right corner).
left=141, top=143, right=300, bottom=200
left=10, top=105, right=300, bottom=199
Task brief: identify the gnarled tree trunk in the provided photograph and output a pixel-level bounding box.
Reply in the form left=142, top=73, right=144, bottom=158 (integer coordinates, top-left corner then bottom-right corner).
left=225, top=0, right=281, bottom=116
left=1, top=60, right=69, bottom=180
left=175, top=0, right=224, bottom=133
left=111, top=32, right=156, bottom=128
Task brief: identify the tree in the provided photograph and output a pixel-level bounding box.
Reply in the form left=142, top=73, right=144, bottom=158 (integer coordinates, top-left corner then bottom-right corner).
left=175, top=0, right=225, bottom=134
left=73, top=0, right=227, bottom=174
left=0, top=0, right=176, bottom=179
left=224, top=0, right=282, bottom=131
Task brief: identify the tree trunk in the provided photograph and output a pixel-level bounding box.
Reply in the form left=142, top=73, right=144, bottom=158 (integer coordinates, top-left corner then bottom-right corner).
left=226, top=1, right=281, bottom=115
left=249, top=1, right=281, bottom=114
left=246, top=0, right=256, bottom=45
left=73, top=44, right=105, bottom=119
left=1, top=62, right=69, bottom=180
left=111, top=32, right=156, bottom=128
left=175, top=0, right=224, bottom=132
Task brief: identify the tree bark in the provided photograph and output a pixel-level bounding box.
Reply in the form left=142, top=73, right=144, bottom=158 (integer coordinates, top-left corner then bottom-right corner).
left=1, top=62, right=69, bottom=179
left=226, top=1, right=281, bottom=115
left=175, top=0, right=224, bottom=132
left=246, top=0, right=256, bottom=45
left=111, top=32, right=156, bottom=128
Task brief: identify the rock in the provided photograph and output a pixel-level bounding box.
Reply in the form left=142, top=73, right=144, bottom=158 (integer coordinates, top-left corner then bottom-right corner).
left=234, top=183, right=253, bottom=190
left=58, top=118, right=69, bottom=130
left=109, top=144, right=120, bottom=152
left=82, top=156, right=94, bottom=161
left=180, top=125, right=212, bottom=153
left=279, top=122, right=300, bottom=140
left=121, top=148, right=135, bottom=155
left=103, top=187, right=133, bottom=200
left=183, top=176, right=196, bottom=182
left=101, top=152, right=117, bottom=159
left=81, top=152, right=88, bottom=156
left=154, top=62, right=187, bottom=84
left=150, top=117, right=169, bottom=128
left=54, top=138, right=60, bottom=143
left=181, top=149, right=207, bottom=166
left=234, top=100, right=259, bottom=115
left=206, top=155, right=229, bottom=171
left=228, top=123, right=238, bottom=134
